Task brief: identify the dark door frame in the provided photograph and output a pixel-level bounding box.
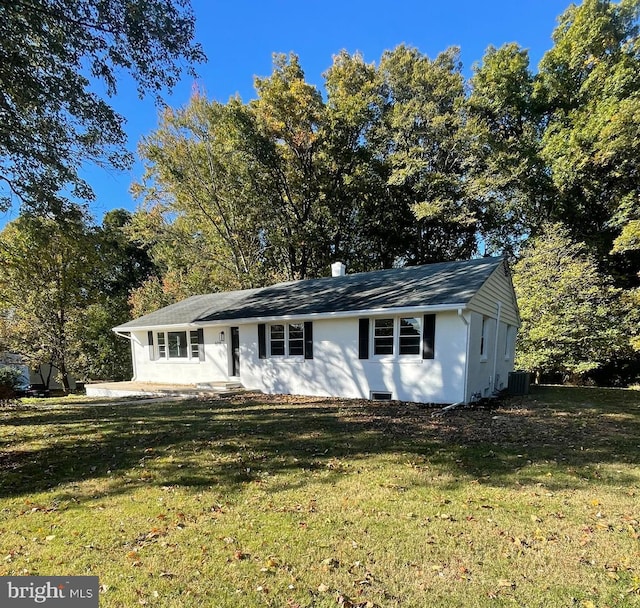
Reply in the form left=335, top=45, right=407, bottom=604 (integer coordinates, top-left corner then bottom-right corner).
left=231, top=326, right=240, bottom=377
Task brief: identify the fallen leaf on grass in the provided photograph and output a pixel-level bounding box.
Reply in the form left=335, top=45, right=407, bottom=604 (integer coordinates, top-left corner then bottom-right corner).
left=337, top=595, right=376, bottom=608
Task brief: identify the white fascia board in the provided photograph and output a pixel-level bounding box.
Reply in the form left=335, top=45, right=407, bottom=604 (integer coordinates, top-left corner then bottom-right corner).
left=113, top=303, right=468, bottom=332
left=112, top=322, right=206, bottom=333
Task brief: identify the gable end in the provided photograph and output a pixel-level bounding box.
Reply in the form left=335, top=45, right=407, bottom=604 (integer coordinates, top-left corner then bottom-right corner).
left=467, top=262, right=520, bottom=326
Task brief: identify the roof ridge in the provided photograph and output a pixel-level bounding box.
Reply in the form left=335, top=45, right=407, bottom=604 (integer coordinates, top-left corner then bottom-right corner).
left=115, top=256, right=505, bottom=330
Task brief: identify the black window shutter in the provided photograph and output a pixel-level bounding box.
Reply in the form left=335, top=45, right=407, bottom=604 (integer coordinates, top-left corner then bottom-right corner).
left=422, top=314, right=436, bottom=359
left=358, top=318, right=369, bottom=359
left=197, top=328, right=205, bottom=361
left=258, top=324, right=266, bottom=359
left=147, top=331, right=155, bottom=360
left=304, top=321, right=313, bottom=359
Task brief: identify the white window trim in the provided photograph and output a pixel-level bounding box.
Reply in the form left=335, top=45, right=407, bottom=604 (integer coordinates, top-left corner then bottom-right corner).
left=155, top=330, right=202, bottom=362
left=371, top=316, right=423, bottom=361
left=268, top=323, right=305, bottom=358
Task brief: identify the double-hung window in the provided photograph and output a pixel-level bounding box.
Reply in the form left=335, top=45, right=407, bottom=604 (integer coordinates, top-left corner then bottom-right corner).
left=269, top=323, right=305, bottom=357
left=270, top=324, right=286, bottom=356
left=399, top=317, right=421, bottom=355
left=373, top=318, right=394, bottom=355
left=288, top=323, right=304, bottom=355
left=373, top=317, right=423, bottom=357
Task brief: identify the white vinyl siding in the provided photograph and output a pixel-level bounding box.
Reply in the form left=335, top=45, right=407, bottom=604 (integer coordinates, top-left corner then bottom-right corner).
left=467, top=262, right=520, bottom=327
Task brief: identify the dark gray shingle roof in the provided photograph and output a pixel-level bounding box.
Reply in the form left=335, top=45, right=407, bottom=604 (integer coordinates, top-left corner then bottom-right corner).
left=115, top=257, right=504, bottom=329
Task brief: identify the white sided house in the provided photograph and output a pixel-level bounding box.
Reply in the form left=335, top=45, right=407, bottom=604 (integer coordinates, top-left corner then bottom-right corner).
left=109, top=257, right=520, bottom=404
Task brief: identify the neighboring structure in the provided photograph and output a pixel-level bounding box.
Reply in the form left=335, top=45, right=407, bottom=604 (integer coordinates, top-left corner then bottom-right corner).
left=0, top=352, right=30, bottom=391
left=107, top=257, right=520, bottom=404
left=0, top=353, right=78, bottom=392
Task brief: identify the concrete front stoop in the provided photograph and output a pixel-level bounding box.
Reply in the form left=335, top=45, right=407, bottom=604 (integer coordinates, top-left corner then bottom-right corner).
left=85, top=380, right=246, bottom=399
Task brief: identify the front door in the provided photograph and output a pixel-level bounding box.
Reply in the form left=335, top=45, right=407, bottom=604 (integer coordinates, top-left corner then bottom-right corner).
left=231, top=327, right=240, bottom=377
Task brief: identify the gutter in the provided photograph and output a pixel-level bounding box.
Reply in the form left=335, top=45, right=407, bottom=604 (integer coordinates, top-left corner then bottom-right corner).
left=492, top=301, right=502, bottom=392
left=113, top=330, right=133, bottom=340
left=458, top=308, right=470, bottom=403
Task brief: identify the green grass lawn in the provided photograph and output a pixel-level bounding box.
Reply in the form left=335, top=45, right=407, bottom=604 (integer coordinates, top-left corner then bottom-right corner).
left=1, top=387, right=639, bottom=607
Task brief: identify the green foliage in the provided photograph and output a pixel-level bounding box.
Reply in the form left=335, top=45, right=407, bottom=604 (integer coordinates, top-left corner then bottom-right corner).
left=536, top=0, right=640, bottom=260
left=3, top=1, right=635, bottom=383
left=468, top=43, right=554, bottom=254
left=0, top=366, right=21, bottom=391
left=132, top=46, right=488, bottom=305
left=513, top=223, right=627, bottom=378
left=0, top=209, right=100, bottom=390
left=0, top=0, right=205, bottom=216
left=375, top=46, right=479, bottom=263
left=0, top=208, right=154, bottom=386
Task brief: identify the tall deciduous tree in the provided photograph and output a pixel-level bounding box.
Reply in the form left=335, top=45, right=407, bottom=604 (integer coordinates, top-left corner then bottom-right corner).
left=0, top=208, right=152, bottom=386
left=0, top=209, right=100, bottom=390
left=315, top=51, right=394, bottom=271
left=536, top=0, right=640, bottom=266
left=468, top=43, right=554, bottom=254
left=251, top=53, right=332, bottom=279
left=79, top=209, right=155, bottom=380
left=134, top=94, right=269, bottom=292
left=0, top=0, right=204, bottom=216
left=512, top=223, right=627, bottom=380
left=374, top=45, right=479, bottom=263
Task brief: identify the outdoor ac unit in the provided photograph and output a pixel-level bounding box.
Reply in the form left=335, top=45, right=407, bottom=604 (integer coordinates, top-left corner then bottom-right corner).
left=508, top=371, right=530, bottom=396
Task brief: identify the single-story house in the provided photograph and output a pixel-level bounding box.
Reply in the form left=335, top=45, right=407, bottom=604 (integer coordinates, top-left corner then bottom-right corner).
left=109, top=256, right=520, bottom=404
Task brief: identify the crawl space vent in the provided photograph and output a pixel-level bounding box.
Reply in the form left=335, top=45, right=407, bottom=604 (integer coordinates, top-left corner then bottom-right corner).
left=370, top=391, right=393, bottom=401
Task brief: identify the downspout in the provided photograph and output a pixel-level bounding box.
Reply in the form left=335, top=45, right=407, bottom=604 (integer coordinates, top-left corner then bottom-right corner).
left=458, top=308, right=470, bottom=403
left=113, top=330, right=137, bottom=381
left=492, top=302, right=502, bottom=393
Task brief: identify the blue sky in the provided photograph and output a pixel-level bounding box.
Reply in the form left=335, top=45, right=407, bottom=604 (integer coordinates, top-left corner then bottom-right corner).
left=1, top=0, right=574, bottom=227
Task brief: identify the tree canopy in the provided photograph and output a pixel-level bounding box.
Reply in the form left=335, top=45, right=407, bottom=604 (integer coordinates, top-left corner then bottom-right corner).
left=0, top=0, right=204, bottom=216
left=0, top=207, right=154, bottom=388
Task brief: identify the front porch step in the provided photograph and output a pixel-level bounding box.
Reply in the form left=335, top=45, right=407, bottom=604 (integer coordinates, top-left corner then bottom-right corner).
left=195, top=381, right=243, bottom=391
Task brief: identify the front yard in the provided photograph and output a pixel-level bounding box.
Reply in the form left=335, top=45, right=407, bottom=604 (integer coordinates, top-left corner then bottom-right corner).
left=1, top=387, right=639, bottom=607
